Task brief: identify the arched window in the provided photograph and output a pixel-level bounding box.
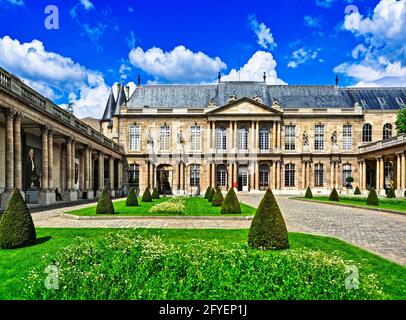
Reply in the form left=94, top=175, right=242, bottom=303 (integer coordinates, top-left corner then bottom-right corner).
left=128, top=164, right=139, bottom=191
left=190, top=125, right=201, bottom=151
left=129, top=125, right=141, bottom=151
left=259, top=164, right=269, bottom=188
left=259, top=128, right=270, bottom=151
left=238, top=127, right=248, bottom=152
left=384, top=161, right=394, bottom=188
left=216, top=127, right=227, bottom=151
left=383, top=123, right=392, bottom=140
left=362, top=124, right=372, bottom=142
left=216, top=165, right=227, bottom=187
left=190, top=164, right=200, bottom=187
left=342, top=164, right=352, bottom=187
left=314, top=163, right=324, bottom=187
left=160, top=124, right=170, bottom=151
left=285, top=163, right=295, bottom=187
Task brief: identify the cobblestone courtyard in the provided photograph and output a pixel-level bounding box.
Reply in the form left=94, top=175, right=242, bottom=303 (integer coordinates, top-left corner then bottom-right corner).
left=33, top=195, right=406, bottom=266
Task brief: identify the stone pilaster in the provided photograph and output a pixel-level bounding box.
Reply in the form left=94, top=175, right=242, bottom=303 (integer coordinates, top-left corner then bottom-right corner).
left=48, top=129, right=54, bottom=190
left=98, top=151, right=104, bottom=194
left=14, top=112, right=22, bottom=190
left=5, top=109, right=14, bottom=190
left=41, top=126, right=49, bottom=190
left=109, top=156, right=115, bottom=197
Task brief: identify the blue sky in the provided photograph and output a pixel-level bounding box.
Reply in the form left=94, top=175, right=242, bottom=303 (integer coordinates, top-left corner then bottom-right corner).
left=0, top=0, right=405, bottom=118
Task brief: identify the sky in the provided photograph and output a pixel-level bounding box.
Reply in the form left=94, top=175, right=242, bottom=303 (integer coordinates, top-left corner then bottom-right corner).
left=0, top=0, right=405, bottom=118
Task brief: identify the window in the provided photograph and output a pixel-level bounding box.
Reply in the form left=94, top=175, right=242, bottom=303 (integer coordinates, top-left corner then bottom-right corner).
left=128, top=164, right=139, bottom=190
left=129, top=125, right=141, bottom=151
left=216, top=165, right=227, bottom=187
left=314, top=125, right=324, bottom=151
left=190, top=164, right=200, bottom=187
left=342, top=164, right=352, bottom=187
left=384, top=161, right=394, bottom=187
left=160, top=125, right=170, bottom=151
left=238, top=127, right=248, bottom=152
left=259, top=165, right=269, bottom=188
left=360, top=99, right=368, bottom=109
left=259, top=128, right=270, bottom=151
left=343, top=125, right=352, bottom=150
left=383, top=123, right=392, bottom=140
left=314, top=163, right=324, bottom=187
left=216, top=127, right=227, bottom=151
left=285, top=163, right=295, bottom=187
left=377, top=97, right=387, bottom=107
left=362, top=124, right=372, bottom=142
left=190, top=125, right=201, bottom=151
left=285, top=125, right=296, bottom=150
left=396, top=97, right=405, bottom=108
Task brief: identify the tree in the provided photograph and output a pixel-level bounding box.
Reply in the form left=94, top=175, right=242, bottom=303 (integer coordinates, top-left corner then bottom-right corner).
left=305, top=187, right=313, bottom=199
left=212, top=187, right=224, bottom=207
left=126, top=187, right=139, bottom=206
left=96, top=189, right=115, bottom=214
left=207, top=188, right=215, bottom=202
left=329, top=188, right=340, bottom=201
left=151, top=188, right=160, bottom=199
left=204, top=186, right=211, bottom=199
left=248, top=189, right=289, bottom=250
left=367, top=188, right=379, bottom=206
left=354, top=186, right=361, bottom=195
left=0, top=188, right=37, bottom=249
left=221, top=188, right=241, bottom=214
left=395, top=106, right=406, bottom=134
left=346, top=176, right=354, bottom=189
left=142, top=187, right=153, bottom=202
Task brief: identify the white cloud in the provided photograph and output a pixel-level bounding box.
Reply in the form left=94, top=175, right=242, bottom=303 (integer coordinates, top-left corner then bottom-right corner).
left=248, top=15, right=277, bottom=50
left=129, top=45, right=227, bottom=83
left=0, top=36, right=111, bottom=119
left=222, top=51, right=286, bottom=85
left=315, top=0, right=336, bottom=8
left=80, top=0, right=94, bottom=10
left=0, top=0, right=24, bottom=6
left=288, top=47, right=320, bottom=69
left=304, top=15, right=322, bottom=28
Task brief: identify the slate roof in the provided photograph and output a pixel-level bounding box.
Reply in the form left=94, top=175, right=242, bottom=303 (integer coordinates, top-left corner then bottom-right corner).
left=101, top=90, right=116, bottom=121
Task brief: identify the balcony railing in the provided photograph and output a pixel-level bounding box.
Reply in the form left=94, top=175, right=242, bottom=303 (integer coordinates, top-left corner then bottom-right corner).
left=358, top=133, right=406, bottom=153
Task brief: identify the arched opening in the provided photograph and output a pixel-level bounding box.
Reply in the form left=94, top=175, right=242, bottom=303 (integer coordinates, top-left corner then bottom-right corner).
left=156, top=164, right=173, bottom=195
left=237, top=165, right=249, bottom=192
left=259, top=164, right=270, bottom=190
left=383, top=123, right=392, bottom=140
left=362, top=123, right=372, bottom=142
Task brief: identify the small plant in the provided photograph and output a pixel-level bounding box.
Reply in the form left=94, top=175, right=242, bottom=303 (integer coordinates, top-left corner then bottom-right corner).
left=211, top=187, right=224, bottom=207
left=305, top=187, right=313, bottom=199
left=329, top=188, right=340, bottom=201
left=126, top=187, right=139, bottom=207
left=346, top=176, right=354, bottom=189
left=204, top=186, right=211, bottom=199
left=207, top=187, right=215, bottom=202
left=221, top=188, right=241, bottom=214
left=149, top=197, right=186, bottom=215
left=142, top=187, right=153, bottom=202
left=151, top=188, right=160, bottom=199
left=96, top=189, right=115, bottom=214
left=354, top=186, right=361, bottom=195
left=0, top=188, right=36, bottom=249
left=366, top=188, right=379, bottom=206
left=404, top=190, right=406, bottom=198
left=386, top=186, right=396, bottom=199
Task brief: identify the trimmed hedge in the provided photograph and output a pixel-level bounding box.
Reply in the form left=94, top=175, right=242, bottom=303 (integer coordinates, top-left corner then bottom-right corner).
left=367, top=188, right=379, bottom=206
left=329, top=188, right=340, bottom=201
left=96, top=189, right=115, bottom=214
left=305, top=187, right=313, bottom=199
left=151, top=188, right=160, bottom=200
left=221, top=188, right=241, bottom=214
left=248, top=189, right=289, bottom=250
left=142, top=187, right=153, bottom=202
left=207, top=188, right=215, bottom=202
left=0, top=188, right=37, bottom=249
left=204, top=187, right=211, bottom=199
left=386, top=186, right=396, bottom=199
left=354, top=186, right=361, bottom=195
left=211, top=187, right=224, bottom=207
left=126, top=187, right=139, bottom=207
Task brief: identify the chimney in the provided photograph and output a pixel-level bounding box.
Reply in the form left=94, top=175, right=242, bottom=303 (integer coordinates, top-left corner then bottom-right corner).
left=335, top=75, right=339, bottom=87
left=218, top=72, right=221, bottom=82
left=125, top=85, right=130, bottom=101
left=137, top=74, right=141, bottom=86
left=263, top=72, right=267, bottom=83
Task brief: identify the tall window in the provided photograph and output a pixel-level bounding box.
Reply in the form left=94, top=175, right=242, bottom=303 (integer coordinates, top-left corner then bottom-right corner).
left=160, top=124, right=170, bottom=151
left=259, top=128, right=270, bottom=151
left=259, top=165, right=269, bottom=188
left=285, top=125, right=296, bottom=150
left=343, top=125, right=352, bottom=150
left=285, top=163, right=295, bottom=187
left=238, top=127, right=249, bottom=152
left=216, top=165, right=227, bottom=187
left=216, top=127, right=227, bottom=151
left=314, top=125, right=324, bottom=151
left=384, top=161, right=394, bottom=187
left=190, top=125, right=201, bottom=151
left=190, top=164, right=200, bottom=187
left=128, top=164, right=140, bottom=190
left=342, top=164, right=352, bottom=187
left=383, top=123, right=392, bottom=140
left=314, top=163, right=324, bottom=187
left=129, top=125, right=141, bottom=151
left=362, top=123, right=372, bottom=142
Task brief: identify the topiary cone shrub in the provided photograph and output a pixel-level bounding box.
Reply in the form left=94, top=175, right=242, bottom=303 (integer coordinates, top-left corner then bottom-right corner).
left=404, top=190, right=406, bottom=198
left=96, top=189, right=116, bottom=214
left=248, top=189, right=289, bottom=250
left=0, top=188, right=36, bottom=249
left=367, top=188, right=379, bottom=206
left=211, top=187, right=224, bottom=207
left=207, top=187, right=215, bottom=202
left=142, top=187, right=153, bottom=202
left=204, top=186, right=211, bottom=199
left=126, top=187, right=139, bottom=207
left=305, top=187, right=313, bottom=199
left=221, top=188, right=241, bottom=214
left=329, top=188, right=340, bottom=201
left=151, top=188, right=160, bottom=200
left=386, top=186, right=396, bottom=199
left=354, top=186, right=361, bottom=195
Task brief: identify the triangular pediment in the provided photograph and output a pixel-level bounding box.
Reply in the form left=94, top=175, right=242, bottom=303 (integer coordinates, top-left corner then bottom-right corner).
left=206, top=97, right=282, bottom=115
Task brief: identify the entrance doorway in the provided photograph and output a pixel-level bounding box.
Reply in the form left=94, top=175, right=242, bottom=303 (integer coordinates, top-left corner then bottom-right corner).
left=156, top=165, right=173, bottom=195
left=238, top=166, right=249, bottom=192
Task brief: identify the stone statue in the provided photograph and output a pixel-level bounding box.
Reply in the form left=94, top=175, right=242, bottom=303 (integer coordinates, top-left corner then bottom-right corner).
left=253, top=94, right=262, bottom=103
left=303, top=131, right=309, bottom=146
left=208, top=97, right=216, bottom=106
left=147, top=131, right=154, bottom=146
left=228, top=93, right=237, bottom=103
left=178, top=130, right=185, bottom=144
left=331, top=131, right=338, bottom=145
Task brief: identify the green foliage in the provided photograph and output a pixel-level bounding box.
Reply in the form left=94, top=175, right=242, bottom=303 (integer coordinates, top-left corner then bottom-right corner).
left=404, top=190, right=406, bottom=198
left=221, top=188, right=241, bottom=214
left=211, top=187, right=224, bottom=207
left=386, top=186, right=396, bottom=199
left=151, top=188, right=160, bottom=199
left=149, top=197, right=186, bottom=215
left=204, top=187, right=211, bottom=199
left=329, top=188, right=340, bottom=201
left=207, top=187, right=215, bottom=202
left=354, top=186, right=361, bottom=195
left=367, top=188, right=379, bottom=206
left=96, top=189, right=115, bottom=214
left=125, top=188, right=139, bottom=207
left=248, top=189, right=289, bottom=250
left=0, top=188, right=36, bottom=249
left=142, top=187, right=153, bottom=202
left=395, top=106, right=406, bottom=134
left=305, top=187, right=313, bottom=199
left=24, top=232, right=385, bottom=300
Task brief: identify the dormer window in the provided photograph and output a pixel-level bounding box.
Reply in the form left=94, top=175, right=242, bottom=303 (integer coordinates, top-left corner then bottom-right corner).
left=377, top=97, right=387, bottom=107
left=395, top=97, right=405, bottom=108
left=360, top=99, right=368, bottom=109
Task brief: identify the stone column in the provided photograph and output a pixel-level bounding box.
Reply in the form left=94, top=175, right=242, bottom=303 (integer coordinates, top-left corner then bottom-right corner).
left=14, top=113, right=22, bottom=190
left=5, top=110, right=14, bottom=190
left=397, top=154, right=401, bottom=190
left=255, top=161, right=260, bottom=190
left=362, top=160, right=367, bottom=191
left=234, top=121, right=238, bottom=152
left=211, top=163, right=216, bottom=187
left=251, top=121, right=255, bottom=153
left=84, top=146, right=89, bottom=191
left=41, top=126, right=49, bottom=190
left=334, top=162, right=339, bottom=189
left=276, top=160, right=281, bottom=190
left=98, top=151, right=104, bottom=195
left=307, top=162, right=312, bottom=188
left=302, top=161, right=306, bottom=190
left=118, top=160, right=123, bottom=196
left=256, top=121, right=260, bottom=151
left=274, top=122, right=278, bottom=149
left=66, top=138, right=72, bottom=191
left=227, top=164, right=232, bottom=189
left=330, top=161, right=335, bottom=190
left=48, top=130, right=54, bottom=190
left=375, top=158, right=380, bottom=191
left=109, top=157, right=115, bottom=196
left=271, top=161, right=276, bottom=189
left=61, top=145, right=66, bottom=191
left=233, top=161, right=238, bottom=189
left=401, top=153, right=406, bottom=190
left=71, top=139, right=76, bottom=191
left=379, top=158, right=385, bottom=191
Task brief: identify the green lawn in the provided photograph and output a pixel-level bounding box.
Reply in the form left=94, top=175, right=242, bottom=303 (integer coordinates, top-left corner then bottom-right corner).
left=0, top=228, right=405, bottom=299
left=297, top=196, right=406, bottom=213
left=67, top=197, right=256, bottom=216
